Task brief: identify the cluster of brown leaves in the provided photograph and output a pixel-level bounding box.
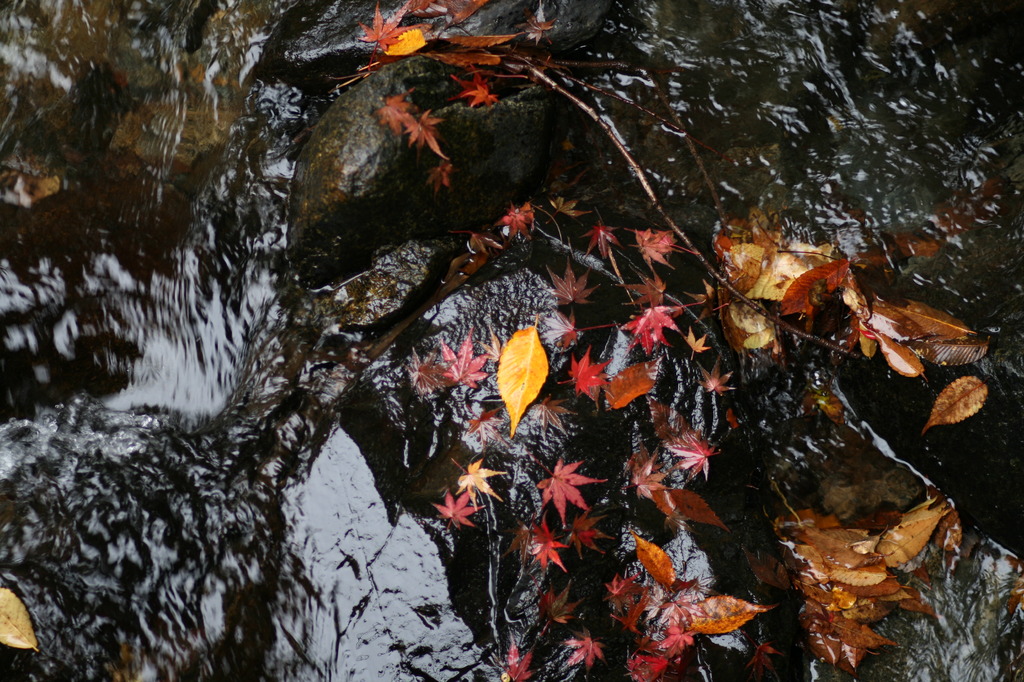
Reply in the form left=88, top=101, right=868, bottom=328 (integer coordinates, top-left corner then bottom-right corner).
left=775, top=498, right=960, bottom=674
left=715, top=208, right=990, bottom=380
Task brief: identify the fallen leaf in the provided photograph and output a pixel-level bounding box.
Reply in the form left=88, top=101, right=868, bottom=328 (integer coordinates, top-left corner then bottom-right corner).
left=605, top=360, right=659, bottom=409
left=877, top=498, right=948, bottom=567
left=631, top=531, right=676, bottom=589
left=563, top=629, right=606, bottom=669
left=536, top=459, right=605, bottom=524
left=456, top=459, right=506, bottom=502
left=875, top=331, right=924, bottom=377
left=384, top=27, right=427, bottom=55
left=441, top=329, right=489, bottom=387
left=622, top=305, right=681, bottom=354
left=0, top=588, right=38, bottom=651
left=433, top=490, right=480, bottom=529
left=688, top=595, right=774, bottom=634
left=568, top=347, right=610, bottom=401
left=444, top=33, right=518, bottom=48
left=922, top=375, right=988, bottom=435
left=650, top=488, right=728, bottom=531
left=497, top=326, right=548, bottom=436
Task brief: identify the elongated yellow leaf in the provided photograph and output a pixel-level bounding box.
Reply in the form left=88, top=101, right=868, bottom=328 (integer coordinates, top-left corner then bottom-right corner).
left=497, top=326, right=548, bottom=437
left=631, top=531, right=676, bottom=589
left=0, top=588, right=38, bottom=651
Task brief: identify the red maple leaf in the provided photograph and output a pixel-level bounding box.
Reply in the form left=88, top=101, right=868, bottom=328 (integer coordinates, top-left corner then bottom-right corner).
left=427, top=159, right=454, bottom=194
left=622, top=305, right=681, bottom=354
left=582, top=222, right=620, bottom=258
left=664, top=431, right=718, bottom=480
left=568, top=510, right=610, bottom=556
left=520, top=9, right=556, bottom=44
left=568, top=346, right=610, bottom=401
left=440, top=329, right=489, bottom=388
left=622, top=274, right=667, bottom=307
left=613, top=596, right=649, bottom=633
left=539, top=583, right=579, bottom=625
left=358, top=1, right=429, bottom=50
left=564, top=630, right=606, bottom=669
left=633, top=228, right=679, bottom=269
left=746, top=641, right=782, bottom=682
left=432, top=490, right=480, bottom=529
left=407, top=349, right=447, bottom=395
left=604, top=572, right=644, bottom=612
left=547, top=262, right=597, bottom=306
left=542, top=310, right=578, bottom=349
left=537, top=459, right=606, bottom=524
left=403, top=108, right=448, bottom=159
left=699, top=359, right=734, bottom=396
left=529, top=517, right=568, bottom=571
left=628, top=445, right=668, bottom=500
left=528, top=396, right=572, bottom=435
left=657, top=625, right=695, bottom=658
left=467, top=407, right=504, bottom=446
left=627, top=654, right=670, bottom=682
left=498, top=202, right=535, bottom=239
left=376, top=91, right=416, bottom=135
left=451, top=72, right=499, bottom=107
left=502, top=642, right=533, bottom=682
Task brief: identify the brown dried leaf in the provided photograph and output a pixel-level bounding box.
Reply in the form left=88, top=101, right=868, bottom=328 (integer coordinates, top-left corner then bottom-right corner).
left=688, top=595, right=774, bottom=634
left=443, top=33, right=518, bottom=47
left=605, top=360, right=659, bottom=409
left=650, top=489, right=729, bottom=531
left=745, top=550, right=791, bottom=590
left=876, top=332, right=925, bottom=377
left=0, top=588, right=38, bottom=651
left=922, top=375, right=988, bottom=435
left=426, top=51, right=502, bottom=67
left=876, top=497, right=948, bottom=567
left=906, top=337, right=989, bottom=365
left=868, top=299, right=978, bottom=342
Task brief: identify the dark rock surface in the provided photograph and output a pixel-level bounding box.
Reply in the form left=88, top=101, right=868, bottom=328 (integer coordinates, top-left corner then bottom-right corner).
left=258, top=0, right=613, bottom=90
left=288, top=56, right=553, bottom=287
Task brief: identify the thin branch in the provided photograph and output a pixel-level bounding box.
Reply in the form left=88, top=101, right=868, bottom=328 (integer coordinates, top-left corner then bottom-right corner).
left=520, top=61, right=857, bottom=358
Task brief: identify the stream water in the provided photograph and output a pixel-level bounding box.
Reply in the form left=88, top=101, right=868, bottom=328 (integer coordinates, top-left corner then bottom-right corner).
left=0, top=0, right=1023, bottom=680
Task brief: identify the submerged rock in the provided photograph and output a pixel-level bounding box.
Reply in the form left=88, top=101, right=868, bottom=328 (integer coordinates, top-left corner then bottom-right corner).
left=288, top=56, right=553, bottom=287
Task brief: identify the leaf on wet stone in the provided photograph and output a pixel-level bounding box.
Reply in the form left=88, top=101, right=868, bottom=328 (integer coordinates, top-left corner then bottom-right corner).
left=687, top=595, right=774, bottom=635
left=631, top=531, right=676, bottom=589
left=568, top=347, right=610, bottom=401
left=440, top=329, right=489, bottom=388
left=537, top=459, right=605, bottom=525
left=563, top=629, right=605, bottom=669
left=683, top=327, right=710, bottom=356
left=650, top=489, right=728, bottom=531
left=779, top=259, right=849, bottom=316
left=497, top=326, right=548, bottom=436
left=922, top=375, right=988, bottom=435
left=0, top=588, right=38, bottom=651
left=622, top=305, right=681, bottom=354
left=605, top=359, right=659, bottom=409
left=456, top=459, right=506, bottom=502
left=433, top=490, right=480, bottom=529
left=547, top=262, right=597, bottom=306
left=875, top=331, right=925, bottom=377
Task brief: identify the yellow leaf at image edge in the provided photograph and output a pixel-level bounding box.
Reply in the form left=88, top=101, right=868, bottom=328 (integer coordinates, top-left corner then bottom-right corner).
left=0, top=587, right=38, bottom=651
left=497, top=326, right=548, bottom=436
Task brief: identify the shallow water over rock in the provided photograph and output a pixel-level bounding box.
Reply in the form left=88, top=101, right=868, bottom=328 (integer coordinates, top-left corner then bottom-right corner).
left=1, top=0, right=1024, bottom=680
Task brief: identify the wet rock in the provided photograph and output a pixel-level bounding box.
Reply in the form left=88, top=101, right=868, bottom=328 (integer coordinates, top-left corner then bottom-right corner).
left=332, top=231, right=800, bottom=678
left=306, top=238, right=459, bottom=329
left=837, top=220, right=1024, bottom=556
left=288, top=56, right=553, bottom=287
left=258, top=0, right=613, bottom=90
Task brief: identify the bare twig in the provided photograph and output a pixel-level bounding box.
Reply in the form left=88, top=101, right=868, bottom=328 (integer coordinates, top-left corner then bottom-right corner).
left=519, top=60, right=857, bottom=358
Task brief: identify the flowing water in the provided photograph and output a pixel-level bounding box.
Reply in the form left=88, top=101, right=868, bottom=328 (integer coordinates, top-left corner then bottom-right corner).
left=0, top=0, right=1022, bottom=679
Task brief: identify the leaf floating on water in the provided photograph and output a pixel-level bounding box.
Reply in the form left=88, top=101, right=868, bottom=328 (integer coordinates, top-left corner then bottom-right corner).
left=631, top=531, right=676, bottom=589
left=497, top=326, right=548, bottom=436
left=876, top=497, right=949, bottom=567
left=0, top=588, right=38, bottom=651
left=875, top=332, right=924, bottom=377
left=922, top=375, right=988, bottom=435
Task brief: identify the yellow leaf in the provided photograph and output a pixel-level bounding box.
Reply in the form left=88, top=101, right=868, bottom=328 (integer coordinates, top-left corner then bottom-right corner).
left=456, top=459, right=506, bottom=503
left=922, top=375, right=988, bottom=435
left=0, top=588, right=38, bottom=651
left=385, top=28, right=426, bottom=56
left=497, top=326, right=548, bottom=436
left=631, top=531, right=676, bottom=589
left=688, top=595, right=774, bottom=634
